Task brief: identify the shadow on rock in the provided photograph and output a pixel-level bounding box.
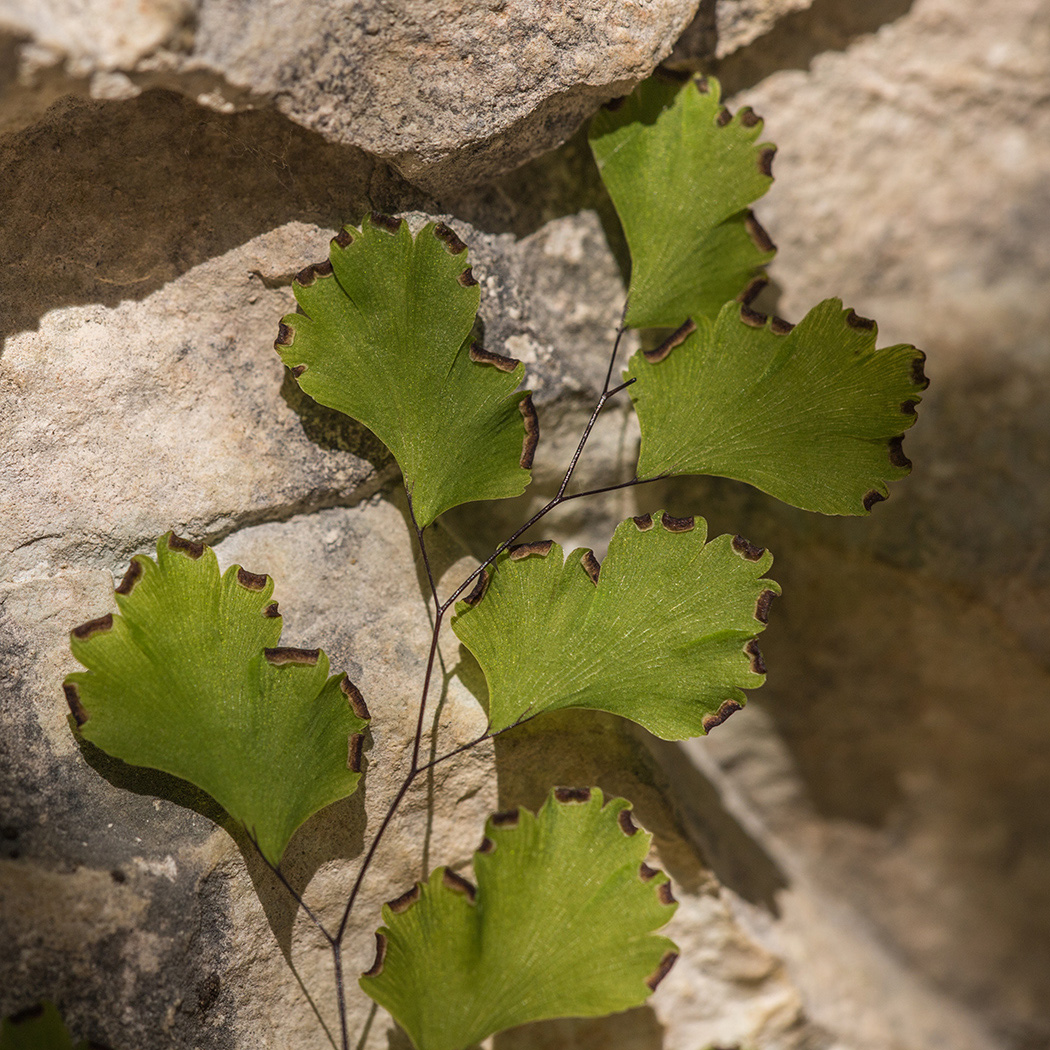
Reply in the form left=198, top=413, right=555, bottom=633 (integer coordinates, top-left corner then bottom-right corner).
left=0, top=89, right=423, bottom=352
left=707, top=0, right=917, bottom=94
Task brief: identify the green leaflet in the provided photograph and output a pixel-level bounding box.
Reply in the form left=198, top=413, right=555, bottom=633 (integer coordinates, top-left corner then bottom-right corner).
left=452, top=513, right=778, bottom=740
left=0, top=1003, right=85, bottom=1050
left=359, top=789, right=678, bottom=1050
left=626, top=299, right=930, bottom=515
left=64, top=534, right=369, bottom=866
left=589, top=75, right=775, bottom=328
left=275, top=216, right=535, bottom=527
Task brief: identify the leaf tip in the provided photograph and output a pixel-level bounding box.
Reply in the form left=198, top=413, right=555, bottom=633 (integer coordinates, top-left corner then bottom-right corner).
left=71, top=613, right=113, bottom=641
left=294, top=260, right=334, bottom=287
left=738, top=276, right=768, bottom=306
left=632, top=513, right=654, bottom=531
left=744, top=210, right=776, bottom=254
left=731, top=535, right=766, bottom=561
left=442, top=868, right=477, bottom=902
left=114, top=559, right=143, bottom=596
left=469, top=341, right=519, bottom=373
left=617, top=809, right=639, bottom=836
left=755, top=589, right=777, bottom=624
left=347, top=732, right=365, bottom=773
left=434, top=222, right=468, bottom=255
left=646, top=950, right=678, bottom=991
left=757, top=146, right=777, bottom=178
left=744, top=640, right=767, bottom=675
left=340, top=676, right=371, bottom=720
left=863, top=489, right=888, bottom=512
left=462, top=569, right=491, bottom=607
left=263, top=601, right=281, bottom=618
left=387, top=884, right=422, bottom=914
left=490, top=808, right=521, bottom=828
left=553, top=786, right=591, bottom=804
left=63, top=682, right=88, bottom=727
left=331, top=227, right=354, bottom=250
left=235, top=567, right=269, bottom=592
left=738, top=105, right=762, bottom=128
left=264, top=647, right=320, bottom=667
left=888, top=436, right=912, bottom=470
left=369, top=211, right=403, bottom=235
left=519, top=395, right=539, bottom=469
left=274, top=322, right=295, bottom=349
left=644, top=318, right=696, bottom=364
left=362, top=932, right=387, bottom=977
left=457, top=266, right=478, bottom=287
left=845, top=308, right=876, bottom=331
left=911, top=352, right=930, bottom=390
left=661, top=513, right=695, bottom=533
left=166, top=533, right=205, bottom=559
left=740, top=304, right=768, bottom=329
left=509, top=540, right=554, bottom=561
left=580, top=550, right=601, bottom=585
left=716, top=106, right=733, bottom=127
left=702, top=699, right=743, bottom=733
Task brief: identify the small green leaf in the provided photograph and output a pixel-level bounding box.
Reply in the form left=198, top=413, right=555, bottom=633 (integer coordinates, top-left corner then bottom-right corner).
left=589, top=75, right=776, bottom=328
left=64, top=534, right=369, bottom=865
left=275, top=216, right=535, bottom=526
left=452, top=514, right=778, bottom=740
left=0, top=1003, right=88, bottom=1050
left=626, top=299, right=929, bottom=515
left=360, top=788, right=678, bottom=1050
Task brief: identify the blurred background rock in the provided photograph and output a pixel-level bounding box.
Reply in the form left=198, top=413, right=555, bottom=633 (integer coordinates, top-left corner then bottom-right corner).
left=2, top=1, right=1047, bottom=1048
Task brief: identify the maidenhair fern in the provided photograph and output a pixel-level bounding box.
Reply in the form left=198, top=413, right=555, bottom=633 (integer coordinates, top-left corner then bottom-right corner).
left=59, top=73, right=926, bottom=1050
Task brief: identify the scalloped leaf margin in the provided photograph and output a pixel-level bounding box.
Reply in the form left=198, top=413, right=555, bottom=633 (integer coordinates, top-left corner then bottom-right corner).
left=275, top=215, right=536, bottom=526
left=452, top=512, right=779, bottom=740
left=360, top=788, right=678, bottom=1050
left=64, top=534, right=369, bottom=865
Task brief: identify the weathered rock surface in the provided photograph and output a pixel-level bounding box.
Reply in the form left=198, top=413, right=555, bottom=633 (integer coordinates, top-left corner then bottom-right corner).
left=0, top=181, right=823, bottom=1048
left=0, top=0, right=702, bottom=192
left=4, top=0, right=1050, bottom=1048
left=661, top=0, right=1050, bottom=1047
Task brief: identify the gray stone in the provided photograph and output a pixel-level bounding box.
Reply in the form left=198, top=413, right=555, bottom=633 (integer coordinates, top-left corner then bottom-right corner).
left=5, top=0, right=1050, bottom=1047
left=655, top=0, right=1050, bottom=1046
left=0, top=0, right=702, bottom=192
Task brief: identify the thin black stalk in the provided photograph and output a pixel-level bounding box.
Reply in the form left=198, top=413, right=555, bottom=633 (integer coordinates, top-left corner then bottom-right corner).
left=332, top=942, right=351, bottom=1050
left=247, top=832, right=334, bottom=943
left=561, top=473, right=666, bottom=503
left=417, top=712, right=540, bottom=774
left=439, top=327, right=636, bottom=614
left=335, top=499, right=444, bottom=943
left=407, top=491, right=440, bottom=609
left=339, top=302, right=641, bottom=1049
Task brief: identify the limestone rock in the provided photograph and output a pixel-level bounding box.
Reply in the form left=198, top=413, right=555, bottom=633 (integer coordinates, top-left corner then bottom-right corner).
left=0, top=0, right=702, bottom=192
left=658, top=0, right=1050, bottom=1046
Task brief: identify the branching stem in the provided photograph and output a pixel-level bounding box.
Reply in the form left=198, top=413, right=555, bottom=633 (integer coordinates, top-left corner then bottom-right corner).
left=280, top=306, right=659, bottom=1050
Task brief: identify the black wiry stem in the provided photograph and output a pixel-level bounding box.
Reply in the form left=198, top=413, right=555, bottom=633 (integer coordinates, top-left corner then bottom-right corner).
left=332, top=942, right=351, bottom=1050
left=247, top=831, right=334, bottom=944
left=417, top=712, right=540, bottom=774
left=330, top=303, right=651, bottom=1050
left=439, top=325, right=638, bottom=615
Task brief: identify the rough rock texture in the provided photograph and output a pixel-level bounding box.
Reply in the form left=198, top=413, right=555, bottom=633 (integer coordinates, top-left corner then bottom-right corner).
left=665, top=1, right=1050, bottom=1047
left=0, top=180, right=824, bottom=1047
left=0, top=0, right=702, bottom=192
left=3, top=0, right=1050, bottom=1048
